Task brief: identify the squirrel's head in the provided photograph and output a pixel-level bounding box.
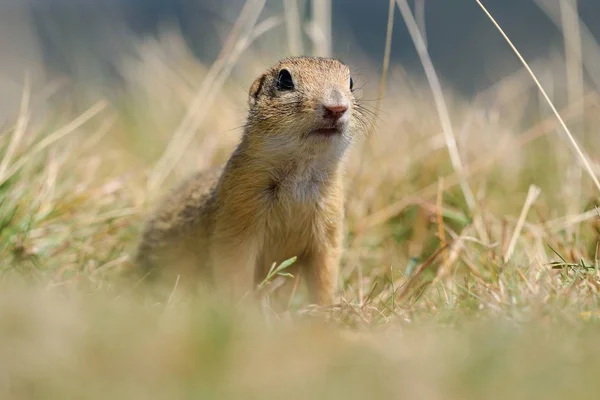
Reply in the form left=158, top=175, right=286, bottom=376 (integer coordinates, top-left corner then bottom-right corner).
left=245, top=57, right=363, bottom=157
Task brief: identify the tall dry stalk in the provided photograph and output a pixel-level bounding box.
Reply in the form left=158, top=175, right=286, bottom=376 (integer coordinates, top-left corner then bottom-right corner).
left=284, top=0, right=304, bottom=55
left=348, top=0, right=395, bottom=230
left=533, top=0, right=600, bottom=90
left=396, top=0, right=489, bottom=243
left=371, top=0, right=396, bottom=138
left=310, top=0, right=332, bottom=57
left=474, top=0, right=600, bottom=194
left=415, top=0, right=427, bottom=48
left=560, top=0, right=584, bottom=240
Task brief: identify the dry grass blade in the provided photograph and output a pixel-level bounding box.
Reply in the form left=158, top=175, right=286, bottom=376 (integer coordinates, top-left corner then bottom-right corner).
left=310, top=0, right=332, bottom=57
left=0, top=75, right=30, bottom=179
left=396, top=0, right=488, bottom=243
left=415, top=0, right=427, bottom=47
left=558, top=0, right=584, bottom=240
left=559, top=0, right=584, bottom=100
left=436, top=177, right=447, bottom=263
left=394, top=243, right=450, bottom=304
left=284, top=0, right=304, bottom=55
left=369, top=0, right=395, bottom=140
left=433, top=234, right=465, bottom=286
left=350, top=0, right=395, bottom=200
left=504, top=185, right=541, bottom=263
left=546, top=208, right=600, bottom=232
left=475, top=0, right=600, bottom=193
left=167, top=275, right=180, bottom=306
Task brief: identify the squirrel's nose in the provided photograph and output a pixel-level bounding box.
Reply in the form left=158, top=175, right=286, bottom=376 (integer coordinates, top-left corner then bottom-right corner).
left=323, top=104, right=348, bottom=123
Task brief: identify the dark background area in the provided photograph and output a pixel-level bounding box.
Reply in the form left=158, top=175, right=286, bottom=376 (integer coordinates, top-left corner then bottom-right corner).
left=2, top=0, right=600, bottom=96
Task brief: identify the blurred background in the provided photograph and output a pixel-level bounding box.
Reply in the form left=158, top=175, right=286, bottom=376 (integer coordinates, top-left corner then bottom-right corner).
left=1, top=0, right=600, bottom=119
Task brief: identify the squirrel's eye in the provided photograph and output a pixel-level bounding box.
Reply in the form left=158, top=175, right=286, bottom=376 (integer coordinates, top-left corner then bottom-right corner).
left=349, top=77, right=354, bottom=91
left=276, top=69, right=294, bottom=91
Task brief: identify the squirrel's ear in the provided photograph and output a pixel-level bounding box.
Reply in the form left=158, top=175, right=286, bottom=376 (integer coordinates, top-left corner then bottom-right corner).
left=248, top=74, right=266, bottom=107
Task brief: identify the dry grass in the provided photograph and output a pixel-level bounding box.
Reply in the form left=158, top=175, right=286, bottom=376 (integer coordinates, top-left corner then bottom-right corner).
left=1, top=3, right=600, bottom=399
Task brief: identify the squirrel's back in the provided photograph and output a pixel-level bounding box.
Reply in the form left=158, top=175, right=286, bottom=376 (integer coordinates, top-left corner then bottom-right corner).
left=135, top=166, right=222, bottom=282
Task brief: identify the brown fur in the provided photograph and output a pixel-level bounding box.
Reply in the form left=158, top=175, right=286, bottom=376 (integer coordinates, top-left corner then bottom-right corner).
left=135, top=56, right=363, bottom=308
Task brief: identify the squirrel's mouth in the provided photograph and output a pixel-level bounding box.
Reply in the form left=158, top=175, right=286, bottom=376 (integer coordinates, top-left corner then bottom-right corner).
left=311, top=126, right=342, bottom=136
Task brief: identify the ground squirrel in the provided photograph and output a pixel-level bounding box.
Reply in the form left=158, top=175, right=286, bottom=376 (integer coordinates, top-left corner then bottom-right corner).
left=135, top=56, right=364, bottom=308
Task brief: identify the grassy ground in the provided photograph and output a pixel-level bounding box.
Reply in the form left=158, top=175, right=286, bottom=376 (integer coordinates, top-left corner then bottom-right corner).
left=1, top=20, right=600, bottom=399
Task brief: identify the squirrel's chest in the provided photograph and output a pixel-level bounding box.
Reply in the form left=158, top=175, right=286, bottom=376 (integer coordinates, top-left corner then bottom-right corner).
left=272, top=160, right=328, bottom=205
left=261, top=168, right=327, bottom=230
left=288, top=173, right=324, bottom=204
left=254, top=165, right=339, bottom=262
